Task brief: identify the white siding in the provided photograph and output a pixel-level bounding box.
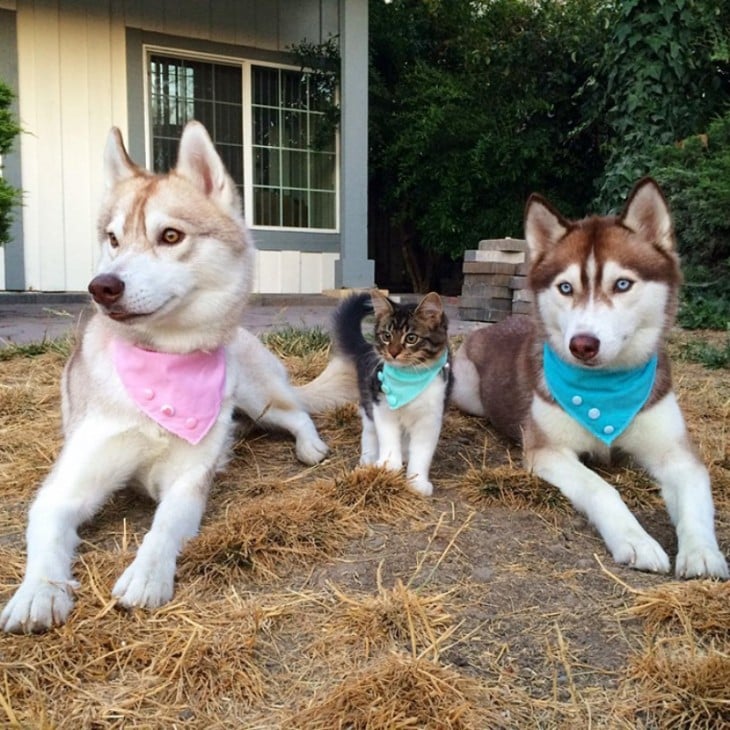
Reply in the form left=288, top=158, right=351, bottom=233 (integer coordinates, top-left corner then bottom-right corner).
left=16, top=0, right=127, bottom=291
left=12, top=0, right=343, bottom=293
left=254, top=251, right=338, bottom=294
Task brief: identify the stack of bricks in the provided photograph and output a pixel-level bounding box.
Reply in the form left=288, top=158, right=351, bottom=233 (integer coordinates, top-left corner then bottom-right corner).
left=458, top=238, right=533, bottom=322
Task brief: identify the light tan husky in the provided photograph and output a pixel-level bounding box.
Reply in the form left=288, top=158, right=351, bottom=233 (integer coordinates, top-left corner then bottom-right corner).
left=452, top=178, right=728, bottom=579
left=1, top=121, right=350, bottom=633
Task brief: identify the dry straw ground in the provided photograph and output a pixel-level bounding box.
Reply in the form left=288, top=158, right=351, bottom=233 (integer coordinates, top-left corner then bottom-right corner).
left=0, top=326, right=728, bottom=729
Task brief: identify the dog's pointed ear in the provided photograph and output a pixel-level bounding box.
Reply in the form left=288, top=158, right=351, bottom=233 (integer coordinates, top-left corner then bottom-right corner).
left=620, top=178, right=675, bottom=253
left=524, top=194, right=570, bottom=258
left=104, top=127, right=138, bottom=188
left=175, top=121, right=239, bottom=210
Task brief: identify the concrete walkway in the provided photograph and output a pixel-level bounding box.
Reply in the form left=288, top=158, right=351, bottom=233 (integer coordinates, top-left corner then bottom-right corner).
left=0, top=293, right=482, bottom=347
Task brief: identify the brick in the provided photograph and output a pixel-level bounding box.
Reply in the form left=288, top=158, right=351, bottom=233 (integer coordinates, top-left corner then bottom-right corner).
left=511, top=301, right=534, bottom=315
left=512, top=289, right=534, bottom=303
left=464, top=249, right=526, bottom=264
left=477, top=237, right=528, bottom=253
left=462, top=261, right=521, bottom=275
left=459, top=295, right=513, bottom=311
left=458, top=306, right=512, bottom=323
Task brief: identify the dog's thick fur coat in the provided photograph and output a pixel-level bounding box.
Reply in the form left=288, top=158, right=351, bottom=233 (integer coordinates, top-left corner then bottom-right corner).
left=1, top=122, right=351, bottom=633
left=452, top=179, right=728, bottom=579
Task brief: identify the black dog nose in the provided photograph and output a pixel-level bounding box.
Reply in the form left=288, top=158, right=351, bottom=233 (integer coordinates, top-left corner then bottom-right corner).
left=88, top=273, right=125, bottom=307
left=569, top=334, right=600, bottom=361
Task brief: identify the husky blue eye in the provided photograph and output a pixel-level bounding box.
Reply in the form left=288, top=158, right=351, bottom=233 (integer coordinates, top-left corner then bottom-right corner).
left=557, top=282, right=573, bottom=296
left=614, top=278, right=633, bottom=292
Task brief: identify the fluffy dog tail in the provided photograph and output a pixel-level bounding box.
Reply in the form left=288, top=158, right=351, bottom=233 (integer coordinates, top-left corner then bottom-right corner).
left=294, top=292, right=376, bottom=414
left=294, top=355, right=358, bottom=414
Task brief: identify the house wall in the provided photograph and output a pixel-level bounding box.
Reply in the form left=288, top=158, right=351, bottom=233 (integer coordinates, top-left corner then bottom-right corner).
left=1, top=0, right=367, bottom=294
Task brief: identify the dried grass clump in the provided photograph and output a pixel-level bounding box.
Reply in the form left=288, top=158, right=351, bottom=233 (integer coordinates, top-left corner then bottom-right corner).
left=625, top=641, right=730, bottom=729
left=607, top=465, right=662, bottom=511
left=462, top=464, right=569, bottom=513
left=0, top=352, right=65, bottom=494
left=327, top=580, right=453, bottom=660
left=324, top=465, right=431, bottom=522
left=284, top=653, right=487, bottom=730
left=181, top=487, right=358, bottom=582
left=625, top=580, right=730, bottom=637
left=0, top=598, right=264, bottom=728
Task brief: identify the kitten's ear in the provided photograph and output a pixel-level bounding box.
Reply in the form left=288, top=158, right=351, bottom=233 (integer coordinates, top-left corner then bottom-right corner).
left=370, top=289, right=393, bottom=318
left=415, top=292, right=444, bottom=324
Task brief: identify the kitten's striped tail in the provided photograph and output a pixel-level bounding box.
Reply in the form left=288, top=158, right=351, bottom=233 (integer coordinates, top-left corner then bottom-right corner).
left=332, top=292, right=374, bottom=361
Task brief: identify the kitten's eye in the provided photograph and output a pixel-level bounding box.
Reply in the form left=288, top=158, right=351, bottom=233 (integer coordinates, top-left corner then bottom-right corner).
left=380, top=331, right=392, bottom=343
left=614, top=278, right=633, bottom=293
left=557, top=282, right=573, bottom=296
left=404, top=333, right=419, bottom=345
left=160, top=228, right=184, bottom=245
left=107, top=232, right=119, bottom=248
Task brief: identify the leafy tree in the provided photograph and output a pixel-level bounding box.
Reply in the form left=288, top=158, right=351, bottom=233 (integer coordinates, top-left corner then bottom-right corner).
left=586, top=0, right=730, bottom=211
left=369, top=0, right=608, bottom=292
left=0, top=80, right=22, bottom=245
left=650, top=112, right=730, bottom=329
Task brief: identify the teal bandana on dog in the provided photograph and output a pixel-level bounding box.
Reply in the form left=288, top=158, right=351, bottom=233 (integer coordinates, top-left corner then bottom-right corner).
left=543, top=343, right=658, bottom=445
left=377, top=350, right=449, bottom=410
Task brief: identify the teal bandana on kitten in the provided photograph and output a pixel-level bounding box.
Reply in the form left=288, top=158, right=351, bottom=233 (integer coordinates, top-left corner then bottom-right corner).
left=377, top=350, right=449, bottom=410
left=542, top=343, right=658, bottom=445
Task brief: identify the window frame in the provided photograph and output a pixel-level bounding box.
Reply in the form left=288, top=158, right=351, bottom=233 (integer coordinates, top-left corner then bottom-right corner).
left=142, top=43, right=340, bottom=234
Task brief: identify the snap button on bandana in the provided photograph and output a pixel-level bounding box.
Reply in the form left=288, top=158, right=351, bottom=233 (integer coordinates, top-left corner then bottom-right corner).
left=113, top=339, right=226, bottom=444
left=543, top=344, right=658, bottom=445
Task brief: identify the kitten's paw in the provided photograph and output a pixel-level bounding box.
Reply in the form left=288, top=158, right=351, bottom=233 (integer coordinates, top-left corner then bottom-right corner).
left=1, top=578, right=78, bottom=633
left=676, top=541, right=728, bottom=579
left=112, top=556, right=175, bottom=609
left=296, top=434, right=329, bottom=465
left=608, top=530, right=670, bottom=574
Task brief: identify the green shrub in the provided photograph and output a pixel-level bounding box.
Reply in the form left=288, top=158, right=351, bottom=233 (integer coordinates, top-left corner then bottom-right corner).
left=647, top=111, right=730, bottom=330
left=0, top=80, right=22, bottom=245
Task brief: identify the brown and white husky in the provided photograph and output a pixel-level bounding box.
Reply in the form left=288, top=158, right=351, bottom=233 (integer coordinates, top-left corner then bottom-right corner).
left=452, top=178, right=728, bottom=579
left=1, top=121, right=351, bottom=633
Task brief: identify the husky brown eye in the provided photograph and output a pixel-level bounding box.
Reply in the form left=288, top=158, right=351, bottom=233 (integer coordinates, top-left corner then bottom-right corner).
left=107, top=232, right=119, bottom=248
left=160, top=228, right=184, bottom=245
left=557, top=281, right=573, bottom=296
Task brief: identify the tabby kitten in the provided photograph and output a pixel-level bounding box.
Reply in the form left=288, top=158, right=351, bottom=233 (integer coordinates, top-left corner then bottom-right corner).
left=333, top=290, right=452, bottom=496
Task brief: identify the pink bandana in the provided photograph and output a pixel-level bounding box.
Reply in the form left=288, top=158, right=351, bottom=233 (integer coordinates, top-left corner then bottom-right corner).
left=112, top=339, right=226, bottom=445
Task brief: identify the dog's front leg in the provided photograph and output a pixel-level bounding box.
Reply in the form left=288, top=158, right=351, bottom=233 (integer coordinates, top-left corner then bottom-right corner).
left=1, top=422, right=137, bottom=633
left=527, top=446, right=671, bottom=573
left=111, top=464, right=211, bottom=609
left=629, top=395, right=728, bottom=579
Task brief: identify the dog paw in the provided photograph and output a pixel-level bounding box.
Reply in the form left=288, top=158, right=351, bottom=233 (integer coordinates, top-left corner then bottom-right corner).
left=610, top=532, right=670, bottom=574
left=407, top=477, right=433, bottom=497
left=676, top=544, right=729, bottom=580
left=112, top=558, right=175, bottom=609
left=0, top=578, right=78, bottom=634
left=296, top=435, right=329, bottom=465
